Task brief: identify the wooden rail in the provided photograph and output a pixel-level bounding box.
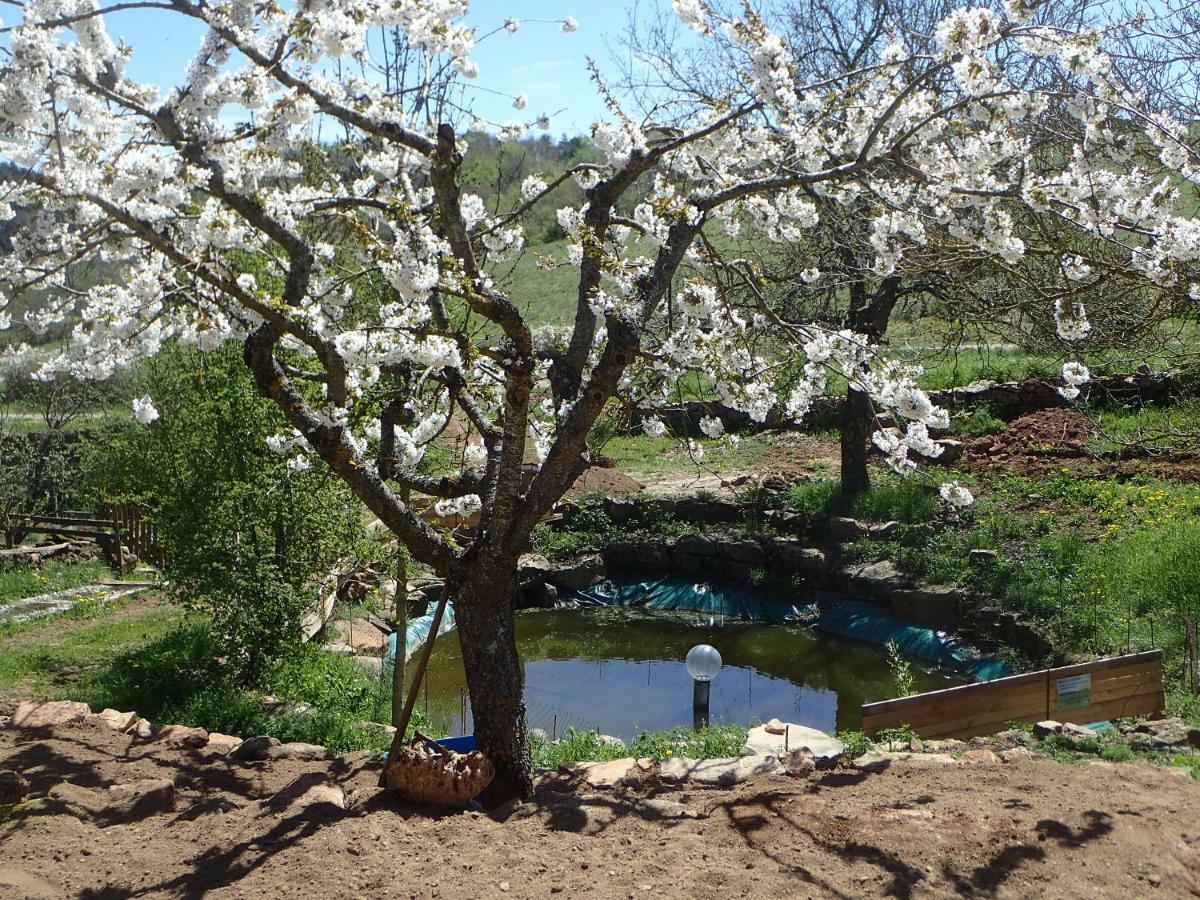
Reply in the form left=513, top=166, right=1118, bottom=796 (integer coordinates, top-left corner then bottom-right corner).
left=861, top=650, right=1164, bottom=740
left=5, top=504, right=165, bottom=571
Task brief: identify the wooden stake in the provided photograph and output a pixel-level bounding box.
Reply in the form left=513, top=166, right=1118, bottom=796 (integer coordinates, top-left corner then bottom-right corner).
left=386, top=581, right=451, bottom=762
left=1187, top=615, right=1199, bottom=696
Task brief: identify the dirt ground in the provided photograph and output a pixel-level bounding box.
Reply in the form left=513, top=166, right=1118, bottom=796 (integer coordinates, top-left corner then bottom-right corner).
left=3, top=721, right=1200, bottom=898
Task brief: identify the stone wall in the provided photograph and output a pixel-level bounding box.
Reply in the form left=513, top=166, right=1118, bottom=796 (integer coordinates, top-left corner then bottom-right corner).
left=629, top=370, right=1184, bottom=436
left=530, top=499, right=1053, bottom=661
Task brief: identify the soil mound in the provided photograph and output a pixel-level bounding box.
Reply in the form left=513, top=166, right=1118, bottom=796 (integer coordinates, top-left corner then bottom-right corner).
left=970, top=407, right=1099, bottom=458
left=566, top=466, right=644, bottom=498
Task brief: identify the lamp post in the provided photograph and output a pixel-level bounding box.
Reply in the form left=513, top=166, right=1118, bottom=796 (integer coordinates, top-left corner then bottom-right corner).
left=686, top=644, right=723, bottom=731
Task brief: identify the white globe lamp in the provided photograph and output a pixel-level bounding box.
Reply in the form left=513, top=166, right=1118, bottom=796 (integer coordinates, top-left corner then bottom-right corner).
left=686, top=644, right=723, bottom=730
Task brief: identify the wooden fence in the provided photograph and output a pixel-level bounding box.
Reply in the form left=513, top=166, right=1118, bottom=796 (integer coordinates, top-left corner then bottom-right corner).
left=4, top=504, right=164, bottom=571
left=861, top=650, right=1164, bottom=740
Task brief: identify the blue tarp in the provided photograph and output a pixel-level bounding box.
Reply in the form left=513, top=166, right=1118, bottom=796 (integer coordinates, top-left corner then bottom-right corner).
left=386, top=603, right=457, bottom=664
left=575, top=576, right=812, bottom=623
left=573, top=577, right=1012, bottom=682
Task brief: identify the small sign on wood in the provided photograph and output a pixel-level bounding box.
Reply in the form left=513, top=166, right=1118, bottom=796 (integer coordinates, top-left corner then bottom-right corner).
left=1055, top=673, right=1092, bottom=710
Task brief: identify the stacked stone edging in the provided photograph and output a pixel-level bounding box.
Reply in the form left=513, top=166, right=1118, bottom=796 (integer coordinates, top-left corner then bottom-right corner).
left=630, top=370, right=1184, bottom=436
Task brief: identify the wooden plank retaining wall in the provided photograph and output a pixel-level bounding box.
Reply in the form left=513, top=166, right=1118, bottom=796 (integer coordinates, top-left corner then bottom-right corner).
left=861, top=650, right=1164, bottom=740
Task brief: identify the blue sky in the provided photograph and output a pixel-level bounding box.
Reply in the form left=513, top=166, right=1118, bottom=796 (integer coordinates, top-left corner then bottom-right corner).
left=98, top=0, right=675, bottom=136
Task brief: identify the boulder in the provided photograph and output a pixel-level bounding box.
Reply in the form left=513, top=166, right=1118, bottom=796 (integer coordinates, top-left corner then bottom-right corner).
left=0, top=769, right=30, bottom=805
left=929, top=439, right=964, bottom=465
left=781, top=748, right=816, bottom=777
left=829, top=517, right=868, bottom=541
left=545, top=554, right=606, bottom=591
left=156, top=725, right=209, bottom=749
left=770, top=542, right=828, bottom=578
left=743, top=723, right=844, bottom=766
left=888, top=585, right=966, bottom=628
left=86, top=708, right=138, bottom=733
left=1033, top=720, right=1062, bottom=739
left=11, top=700, right=90, bottom=730
left=715, top=539, right=766, bottom=566
left=132, top=718, right=154, bottom=739
left=204, top=733, right=244, bottom=754
left=563, top=758, right=636, bottom=790
left=1135, top=717, right=1200, bottom=749
left=267, top=741, right=333, bottom=761
left=230, top=735, right=281, bottom=762
left=968, top=549, right=998, bottom=568
left=660, top=755, right=785, bottom=786
left=837, top=559, right=911, bottom=595
left=1001, top=747, right=1035, bottom=762
left=958, top=748, right=1001, bottom=766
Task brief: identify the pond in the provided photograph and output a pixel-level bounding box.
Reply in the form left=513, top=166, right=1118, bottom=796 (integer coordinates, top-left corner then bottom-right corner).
left=405, top=604, right=968, bottom=739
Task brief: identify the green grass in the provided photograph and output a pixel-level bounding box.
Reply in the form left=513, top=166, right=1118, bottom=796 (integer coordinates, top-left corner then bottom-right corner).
left=0, top=601, right=183, bottom=696
left=782, top=474, right=940, bottom=523
left=70, top=622, right=421, bottom=753
left=1088, top=400, right=1200, bottom=453
left=0, top=558, right=112, bottom=607
left=598, top=432, right=773, bottom=478
left=532, top=724, right=748, bottom=767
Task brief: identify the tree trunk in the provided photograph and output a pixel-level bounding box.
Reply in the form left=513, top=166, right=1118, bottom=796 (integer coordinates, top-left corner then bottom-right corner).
left=453, top=564, right=532, bottom=807
left=840, top=276, right=901, bottom=497
left=841, top=385, right=874, bottom=496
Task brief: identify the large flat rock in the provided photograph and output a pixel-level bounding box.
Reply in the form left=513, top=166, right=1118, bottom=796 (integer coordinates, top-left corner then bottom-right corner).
left=660, top=755, right=785, bottom=786
left=743, top=723, right=844, bottom=763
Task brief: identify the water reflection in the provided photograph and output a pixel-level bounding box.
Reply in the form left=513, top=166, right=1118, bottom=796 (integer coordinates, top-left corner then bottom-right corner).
left=407, top=605, right=966, bottom=738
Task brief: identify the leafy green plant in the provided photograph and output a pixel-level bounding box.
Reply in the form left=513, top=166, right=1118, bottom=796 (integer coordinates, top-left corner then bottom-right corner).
left=886, top=640, right=917, bottom=697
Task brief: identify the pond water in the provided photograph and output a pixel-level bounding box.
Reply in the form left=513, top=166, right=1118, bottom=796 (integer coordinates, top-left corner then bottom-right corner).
left=406, top=605, right=967, bottom=738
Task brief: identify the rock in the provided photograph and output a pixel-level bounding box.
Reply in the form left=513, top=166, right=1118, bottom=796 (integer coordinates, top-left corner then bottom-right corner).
left=11, top=700, right=90, bottom=729
left=635, top=797, right=702, bottom=820
left=267, top=741, right=333, bottom=761
left=262, top=773, right=345, bottom=813
left=867, top=521, right=901, bottom=539
left=743, top=723, right=844, bottom=766
left=715, top=539, right=766, bottom=566
left=545, top=554, right=605, bottom=591
left=598, top=734, right=626, bottom=749
left=47, top=778, right=175, bottom=825
left=1001, top=747, right=1035, bottom=762
left=1135, top=717, right=1200, bottom=749
left=958, top=748, right=1001, bottom=766
left=230, top=735, right=281, bottom=762
left=0, top=769, right=30, bottom=804
left=922, top=739, right=968, bottom=753
left=132, top=718, right=154, bottom=739
left=764, top=718, right=786, bottom=735
left=156, top=724, right=209, bottom=749
left=968, top=549, right=998, bottom=567
left=563, top=758, right=636, bottom=790
left=781, top=748, right=816, bottom=777
left=204, top=733, right=243, bottom=754
left=829, top=517, right=867, bottom=540
left=1061, top=722, right=1094, bottom=739
left=1033, top=720, right=1063, bottom=739
left=837, top=559, right=911, bottom=595
left=854, top=751, right=957, bottom=773
left=661, top=755, right=786, bottom=787
left=86, top=708, right=138, bottom=732
left=887, top=585, right=966, bottom=628
left=770, top=542, right=828, bottom=578
left=930, top=439, right=964, bottom=465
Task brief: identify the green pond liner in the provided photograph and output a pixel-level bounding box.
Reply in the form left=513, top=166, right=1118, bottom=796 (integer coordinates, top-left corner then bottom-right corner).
left=572, top=577, right=1012, bottom=682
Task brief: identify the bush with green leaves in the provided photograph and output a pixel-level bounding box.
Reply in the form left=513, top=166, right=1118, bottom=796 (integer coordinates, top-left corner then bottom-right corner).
left=90, top=345, right=371, bottom=682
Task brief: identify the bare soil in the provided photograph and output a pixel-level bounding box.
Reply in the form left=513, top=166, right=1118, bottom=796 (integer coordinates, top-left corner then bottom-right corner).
left=4, top=721, right=1200, bottom=898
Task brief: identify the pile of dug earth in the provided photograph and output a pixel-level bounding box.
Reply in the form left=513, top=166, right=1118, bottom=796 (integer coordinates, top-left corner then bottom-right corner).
left=3, top=702, right=1200, bottom=897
